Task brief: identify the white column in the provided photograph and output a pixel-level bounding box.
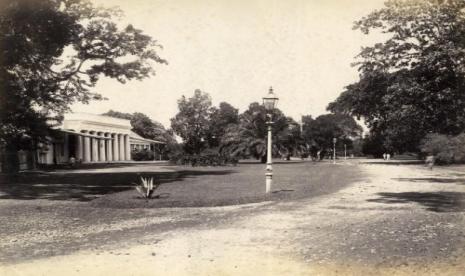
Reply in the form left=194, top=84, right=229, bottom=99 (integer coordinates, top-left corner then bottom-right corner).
left=106, top=133, right=113, bottom=162
left=75, top=135, right=83, bottom=161
left=98, top=132, right=106, bottom=162
left=125, top=134, right=131, bottom=161
left=118, top=134, right=125, bottom=161
left=82, top=131, right=91, bottom=163
left=113, top=133, right=119, bottom=161
left=91, top=132, right=99, bottom=162
left=63, top=133, right=69, bottom=161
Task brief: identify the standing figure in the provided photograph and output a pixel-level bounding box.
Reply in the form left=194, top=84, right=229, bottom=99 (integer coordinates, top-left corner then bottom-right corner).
left=383, top=153, right=387, bottom=160
left=69, top=156, right=76, bottom=168
left=426, top=155, right=435, bottom=170
left=387, top=153, right=391, bottom=161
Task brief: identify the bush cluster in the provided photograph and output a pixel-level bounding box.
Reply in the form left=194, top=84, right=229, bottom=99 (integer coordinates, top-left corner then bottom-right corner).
left=420, top=133, right=465, bottom=164
left=170, top=150, right=238, bottom=166
left=131, top=149, right=154, bottom=161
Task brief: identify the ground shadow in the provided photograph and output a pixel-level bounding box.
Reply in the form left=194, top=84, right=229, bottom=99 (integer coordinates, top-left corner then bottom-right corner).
left=367, top=192, right=465, bottom=212
left=238, top=160, right=308, bottom=165
left=0, top=170, right=235, bottom=201
left=360, top=161, right=423, bottom=166
left=393, top=177, right=465, bottom=185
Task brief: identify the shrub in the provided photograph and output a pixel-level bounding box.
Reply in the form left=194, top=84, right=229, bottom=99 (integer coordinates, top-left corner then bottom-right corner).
left=131, top=149, right=154, bottom=161
left=169, top=149, right=238, bottom=166
left=420, top=133, right=465, bottom=164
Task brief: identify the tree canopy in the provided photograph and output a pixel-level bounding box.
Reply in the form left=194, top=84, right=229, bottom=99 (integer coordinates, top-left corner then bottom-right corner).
left=207, top=102, right=239, bottom=148
left=0, top=0, right=166, bottom=171
left=328, top=0, right=465, bottom=153
left=302, top=114, right=363, bottom=157
left=170, top=89, right=214, bottom=154
left=102, top=110, right=169, bottom=142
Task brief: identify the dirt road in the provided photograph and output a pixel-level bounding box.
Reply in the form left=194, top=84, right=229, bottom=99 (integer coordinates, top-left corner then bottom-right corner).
left=1, top=161, right=464, bottom=275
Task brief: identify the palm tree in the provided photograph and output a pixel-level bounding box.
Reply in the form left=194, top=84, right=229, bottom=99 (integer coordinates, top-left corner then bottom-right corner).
left=219, top=102, right=303, bottom=162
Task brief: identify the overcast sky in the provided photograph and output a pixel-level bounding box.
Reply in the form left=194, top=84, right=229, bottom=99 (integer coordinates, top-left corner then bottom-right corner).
left=72, top=0, right=386, bottom=127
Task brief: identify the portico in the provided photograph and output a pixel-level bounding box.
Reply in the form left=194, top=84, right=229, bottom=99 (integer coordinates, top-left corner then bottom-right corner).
left=37, top=113, right=137, bottom=164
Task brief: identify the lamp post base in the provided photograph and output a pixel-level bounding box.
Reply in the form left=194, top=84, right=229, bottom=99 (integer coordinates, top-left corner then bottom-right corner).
left=265, top=172, right=273, bottom=193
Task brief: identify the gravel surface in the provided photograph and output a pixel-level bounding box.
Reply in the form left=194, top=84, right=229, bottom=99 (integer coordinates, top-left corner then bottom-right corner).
left=0, top=160, right=464, bottom=275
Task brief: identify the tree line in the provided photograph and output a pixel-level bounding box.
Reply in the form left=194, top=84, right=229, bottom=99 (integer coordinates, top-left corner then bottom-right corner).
left=169, top=89, right=363, bottom=164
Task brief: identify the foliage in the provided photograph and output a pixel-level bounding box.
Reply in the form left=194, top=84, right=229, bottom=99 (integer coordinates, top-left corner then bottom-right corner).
left=134, top=176, right=160, bottom=199
left=131, top=113, right=166, bottom=140
left=170, top=90, right=214, bottom=154
left=351, top=137, right=364, bottom=157
left=103, top=110, right=178, bottom=159
left=420, top=133, right=465, bottom=164
left=206, top=102, right=239, bottom=148
left=103, top=110, right=168, bottom=141
left=219, top=102, right=296, bottom=162
left=0, top=0, right=166, bottom=172
left=301, top=114, right=363, bottom=158
left=170, top=149, right=238, bottom=167
left=328, top=0, right=465, bottom=153
left=361, top=133, right=387, bottom=158
left=131, top=148, right=154, bottom=161
left=102, top=110, right=133, bottom=121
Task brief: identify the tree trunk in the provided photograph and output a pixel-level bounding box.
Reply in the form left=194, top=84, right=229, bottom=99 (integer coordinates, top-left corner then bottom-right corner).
left=1, top=145, right=20, bottom=173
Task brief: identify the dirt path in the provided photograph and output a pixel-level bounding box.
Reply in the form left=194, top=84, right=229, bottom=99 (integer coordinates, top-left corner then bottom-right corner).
left=1, top=161, right=464, bottom=275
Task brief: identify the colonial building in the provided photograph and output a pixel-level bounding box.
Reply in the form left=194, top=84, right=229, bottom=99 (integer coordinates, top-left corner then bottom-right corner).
left=36, top=113, right=165, bottom=165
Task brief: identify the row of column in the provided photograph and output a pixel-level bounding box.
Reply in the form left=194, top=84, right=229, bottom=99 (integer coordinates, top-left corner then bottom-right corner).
left=75, top=131, right=131, bottom=163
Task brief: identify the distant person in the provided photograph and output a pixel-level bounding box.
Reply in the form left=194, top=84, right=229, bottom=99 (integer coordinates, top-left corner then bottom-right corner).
left=69, top=156, right=76, bottom=168
left=387, top=153, right=391, bottom=161
left=383, top=153, right=387, bottom=160
left=425, top=155, right=435, bottom=170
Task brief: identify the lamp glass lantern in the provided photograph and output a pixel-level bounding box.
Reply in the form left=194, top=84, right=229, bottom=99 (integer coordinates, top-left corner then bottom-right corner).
left=263, top=87, right=279, bottom=111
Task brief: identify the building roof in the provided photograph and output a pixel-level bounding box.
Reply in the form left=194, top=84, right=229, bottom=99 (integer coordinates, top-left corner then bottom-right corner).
left=129, top=131, right=165, bottom=144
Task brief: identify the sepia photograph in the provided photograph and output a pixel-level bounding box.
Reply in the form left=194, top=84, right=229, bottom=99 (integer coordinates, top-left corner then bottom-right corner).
left=0, top=0, right=464, bottom=275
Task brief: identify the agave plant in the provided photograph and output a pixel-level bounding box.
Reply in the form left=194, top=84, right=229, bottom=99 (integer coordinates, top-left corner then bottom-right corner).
left=135, top=176, right=160, bottom=199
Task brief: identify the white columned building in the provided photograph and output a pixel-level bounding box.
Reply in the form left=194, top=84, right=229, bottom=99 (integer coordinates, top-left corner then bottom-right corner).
left=35, top=112, right=166, bottom=165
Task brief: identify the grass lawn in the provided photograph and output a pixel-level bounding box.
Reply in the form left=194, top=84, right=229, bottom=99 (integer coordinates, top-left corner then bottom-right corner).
left=0, top=161, right=364, bottom=208
left=92, top=161, right=363, bottom=208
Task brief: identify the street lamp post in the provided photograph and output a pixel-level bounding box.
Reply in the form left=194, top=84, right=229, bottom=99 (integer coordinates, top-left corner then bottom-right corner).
left=333, top=137, right=337, bottom=164
left=263, top=87, right=279, bottom=194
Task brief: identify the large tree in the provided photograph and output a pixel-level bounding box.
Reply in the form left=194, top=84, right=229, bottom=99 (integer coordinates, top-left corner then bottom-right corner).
left=302, top=114, right=363, bottom=159
left=0, top=0, right=166, bottom=172
left=327, top=0, right=465, bottom=153
left=170, top=90, right=214, bottom=154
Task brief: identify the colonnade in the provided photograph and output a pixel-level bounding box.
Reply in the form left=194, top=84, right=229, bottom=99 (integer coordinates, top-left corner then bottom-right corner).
left=74, top=131, right=131, bottom=162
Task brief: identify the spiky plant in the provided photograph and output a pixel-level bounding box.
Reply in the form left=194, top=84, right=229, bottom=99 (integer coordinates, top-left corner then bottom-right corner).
left=135, top=176, right=160, bottom=199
